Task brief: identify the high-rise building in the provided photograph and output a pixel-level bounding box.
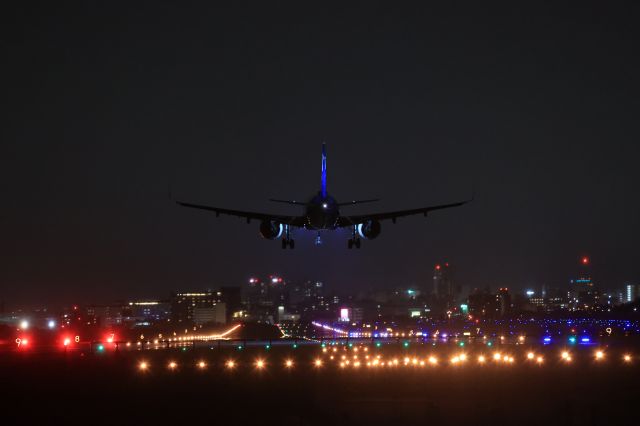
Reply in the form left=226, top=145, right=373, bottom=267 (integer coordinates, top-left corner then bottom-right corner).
left=569, top=256, right=599, bottom=310
left=625, top=284, right=638, bottom=303
left=496, top=288, right=511, bottom=317
left=219, top=286, right=242, bottom=320
left=433, top=263, right=459, bottom=307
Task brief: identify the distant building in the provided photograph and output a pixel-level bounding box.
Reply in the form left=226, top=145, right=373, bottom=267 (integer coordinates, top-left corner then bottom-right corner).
left=219, top=286, right=242, bottom=321
left=467, top=288, right=498, bottom=318
left=625, top=284, right=639, bottom=303
left=193, top=304, right=226, bottom=325
left=433, top=263, right=459, bottom=308
left=126, top=301, right=171, bottom=323
left=170, top=291, right=223, bottom=324
left=569, top=256, right=600, bottom=310
left=496, top=288, right=511, bottom=317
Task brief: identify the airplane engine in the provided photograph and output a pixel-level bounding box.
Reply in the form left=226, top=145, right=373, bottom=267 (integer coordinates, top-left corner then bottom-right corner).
left=356, top=220, right=381, bottom=239
left=259, top=220, right=284, bottom=239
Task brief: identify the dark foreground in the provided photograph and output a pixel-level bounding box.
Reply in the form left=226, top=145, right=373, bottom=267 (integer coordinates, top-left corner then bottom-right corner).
left=2, top=348, right=639, bottom=426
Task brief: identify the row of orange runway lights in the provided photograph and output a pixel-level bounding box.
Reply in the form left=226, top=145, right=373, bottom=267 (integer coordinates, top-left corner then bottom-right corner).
left=137, top=349, right=634, bottom=372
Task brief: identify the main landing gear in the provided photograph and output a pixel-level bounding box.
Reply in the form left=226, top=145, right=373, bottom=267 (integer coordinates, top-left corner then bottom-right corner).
left=348, top=225, right=361, bottom=249
left=281, top=224, right=294, bottom=249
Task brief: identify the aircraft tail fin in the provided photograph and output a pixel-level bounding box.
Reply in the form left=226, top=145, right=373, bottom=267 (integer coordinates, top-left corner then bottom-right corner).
left=320, top=143, right=327, bottom=197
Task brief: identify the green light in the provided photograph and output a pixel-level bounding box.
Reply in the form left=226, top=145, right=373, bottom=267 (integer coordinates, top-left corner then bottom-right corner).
left=265, top=344, right=270, bottom=350
left=375, top=342, right=382, bottom=348
left=459, top=341, right=465, bottom=347
left=96, top=344, right=104, bottom=352
left=403, top=341, right=409, bottom=348
left=237, top=345, right=243, bottom=350
left=487, top=341, right=493, bottom=347
left=292, top=344, right=297, bottom=349
left=321, top=343, right=326, bottom=348
left=348, top=343, right=353, bottom=348
left=568, top=336, right=577, bottom=344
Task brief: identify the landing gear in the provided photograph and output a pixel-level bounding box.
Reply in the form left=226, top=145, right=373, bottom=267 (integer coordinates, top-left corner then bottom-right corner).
left=281, top=225, right=295, bottom=249
left=348, top=225, right=362, bottom=249
left=281, top=238, right=295, bottom=249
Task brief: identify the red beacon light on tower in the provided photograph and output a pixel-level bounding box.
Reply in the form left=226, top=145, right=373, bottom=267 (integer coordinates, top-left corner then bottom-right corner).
left=581, top=256, right=589, bottom=265
left=435, top=264, right=441, bottom=270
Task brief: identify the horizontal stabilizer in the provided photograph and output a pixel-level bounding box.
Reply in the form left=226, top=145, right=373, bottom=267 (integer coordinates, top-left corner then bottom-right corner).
left=269, top=198, right=304, bottom=205
left=338, top=199, right=380, bottom=207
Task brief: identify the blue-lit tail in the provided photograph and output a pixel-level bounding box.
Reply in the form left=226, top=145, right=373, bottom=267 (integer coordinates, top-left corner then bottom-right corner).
left=320, top=143, right=327, bottom=198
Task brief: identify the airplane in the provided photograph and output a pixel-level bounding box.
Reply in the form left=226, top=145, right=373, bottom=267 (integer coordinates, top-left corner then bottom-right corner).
left=177, top=144, right=472, bottom=249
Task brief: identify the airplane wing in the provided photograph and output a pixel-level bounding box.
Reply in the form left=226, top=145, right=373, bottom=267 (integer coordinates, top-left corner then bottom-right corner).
left=176, top=201, right=306, bottom=227
left=336, top=198, right=472, bottom=227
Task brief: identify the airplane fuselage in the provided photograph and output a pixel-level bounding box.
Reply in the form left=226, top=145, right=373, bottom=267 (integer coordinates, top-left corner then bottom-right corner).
left=304, top=193, right=340, bottom=230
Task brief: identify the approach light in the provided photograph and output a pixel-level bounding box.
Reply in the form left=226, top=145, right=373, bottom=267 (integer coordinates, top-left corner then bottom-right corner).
left=527, top=352, right=535, bottom=360
left=226, top=360, right=236, bottom=369
left=428, top=356, right=438, bottom=365
left=20, top=320, right=29, bottom=330
left=536, top=356, right=544, bottom=364
left=322, top=203, right=328, bottom=209
left=197, top=361, right=206, bottom=369
left=478, top=355, right=486, bottom=363
left=314, top=359, right=323, bottom=368
left=595, top=351, right=604, bottom=360
left=47, top=320, right=56, bottom=329
left=493, top=353, right=502, bottom=361
left=285, top=359, right=294, bottom=368
left=255, top=359, right=265, bottom=369
left=168, top=361, right=177, bottom=370
left=138, top=361, right=149, bottom=371
left=623, top=354, right=631, bottom=363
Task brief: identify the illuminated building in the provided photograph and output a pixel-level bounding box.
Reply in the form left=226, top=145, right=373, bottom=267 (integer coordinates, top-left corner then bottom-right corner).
left=569, top=256, right=600, bottom=310
left=126, top=301, right=171, bottom=323
left=625, top=284, right=638, bottom=303
left=496, top=288, right=511, bottom=317
left=433, top=263, right=459, bottom=308
left=193, top=303, right=226, bottom=325
left=170, top=291, right=223, bottom=324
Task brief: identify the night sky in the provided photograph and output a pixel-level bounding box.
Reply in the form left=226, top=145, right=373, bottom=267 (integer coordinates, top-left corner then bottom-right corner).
left=2, top=2, right=639, bottom=308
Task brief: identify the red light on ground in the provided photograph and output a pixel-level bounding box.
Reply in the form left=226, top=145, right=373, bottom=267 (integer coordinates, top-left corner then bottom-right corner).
left=106, top=333, right=115, bottom=343
left=435, top=264, right=441, bottom=270
left=445, top=262, right=449, bottom=267
left=63, top=338, right=71, bottom=346
left=581, top=256, right=589, bottom=265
